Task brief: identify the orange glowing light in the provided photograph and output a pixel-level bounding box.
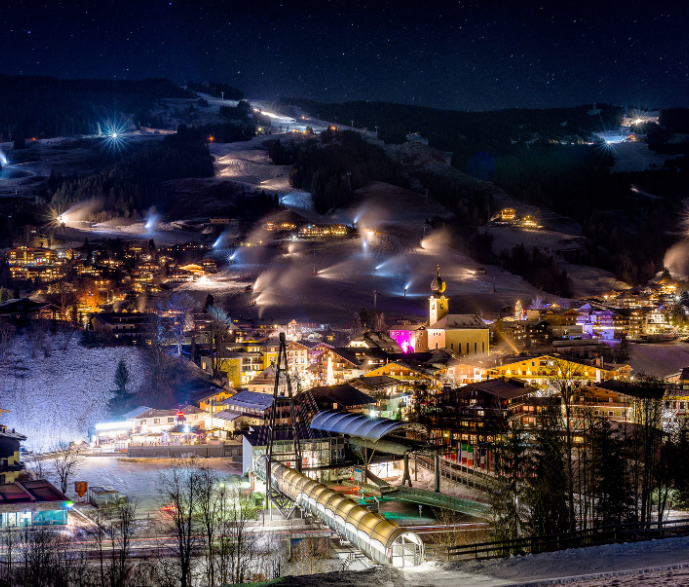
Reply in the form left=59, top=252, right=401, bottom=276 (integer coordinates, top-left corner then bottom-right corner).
left=208, top=136, right=214, bottom=142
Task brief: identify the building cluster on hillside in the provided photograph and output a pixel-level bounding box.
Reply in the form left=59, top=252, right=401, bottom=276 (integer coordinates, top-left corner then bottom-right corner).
left=3, top=240, right=219, bottom=320
left=497, top=280, right=681, bottom=353
left=490, top=208, right=541, bottom=228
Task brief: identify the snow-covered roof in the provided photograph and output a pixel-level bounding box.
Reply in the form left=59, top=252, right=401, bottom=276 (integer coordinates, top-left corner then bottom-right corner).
left=214, top=409, right=243, bottom=422
left=428, top=314, right=488, bottom=330
left=122, top=406, right=152, bottom=420
left=222, top=390, right=273, bottom=411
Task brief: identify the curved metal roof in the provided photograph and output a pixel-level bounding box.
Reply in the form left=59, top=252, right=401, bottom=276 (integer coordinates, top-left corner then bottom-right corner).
left=310, top=410, right=424, bottom=441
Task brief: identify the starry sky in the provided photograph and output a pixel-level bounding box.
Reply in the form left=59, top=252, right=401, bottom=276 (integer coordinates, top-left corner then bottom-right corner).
left=3, top=0, right=688, bottom=111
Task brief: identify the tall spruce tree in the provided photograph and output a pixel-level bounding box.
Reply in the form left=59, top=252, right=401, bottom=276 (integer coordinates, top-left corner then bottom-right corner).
left=107, top=358, right=135, bottom=417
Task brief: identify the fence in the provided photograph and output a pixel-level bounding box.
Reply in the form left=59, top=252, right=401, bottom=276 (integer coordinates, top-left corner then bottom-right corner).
left=127, top=443, right=242, bottom=459
left=427, top=518, right=689, bottom=562
left=417, top=455, right=493, bottom=491
left=393, top=485, right=491, bottom=518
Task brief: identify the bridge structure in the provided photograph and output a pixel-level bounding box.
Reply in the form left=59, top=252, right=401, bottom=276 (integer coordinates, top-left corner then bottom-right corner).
left=255, top=456, right=424, bottom=567
left=258, top=333, right=425, bottom=567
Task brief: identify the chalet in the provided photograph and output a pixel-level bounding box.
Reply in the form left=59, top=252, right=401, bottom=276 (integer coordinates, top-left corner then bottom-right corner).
left=208, top=391, right=273, bottom=438
left=247, top=365, right=284, bottom=394
left=92, top=312, right=150, bottom=339
left=131, top=405, right=207, bottom=435
left=488, top=354, right=610, bottom=385
left=347, top=331, right=402, bottom=354
left=313, top=348, right=364, bottom=386
left=194, top=388, right=235, bottom=413
left=7, top=246, right=56, bottom=266
left=364, top=360, right=437, bottom=389
left=0, top=299, right=53, bottom=322
left=286, top=341, right=310, bottom=373
left=502, top=319, right=551, bottom=348
left=431, top=378, right=536, bottom=470
left=444, top=358, right=487, bottom=387
left=201, top=258, right=218, bottom=274
left=577, top=380, right=638, bottom=424
left=350, top=375, right=402, bottom=398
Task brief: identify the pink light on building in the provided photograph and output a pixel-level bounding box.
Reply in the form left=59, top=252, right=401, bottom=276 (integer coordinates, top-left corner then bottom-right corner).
left=389, top=330, right=415, bottom=353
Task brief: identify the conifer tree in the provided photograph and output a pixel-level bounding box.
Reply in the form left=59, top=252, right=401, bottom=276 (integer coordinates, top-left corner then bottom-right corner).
left=107, top=358, right=135, bottom=417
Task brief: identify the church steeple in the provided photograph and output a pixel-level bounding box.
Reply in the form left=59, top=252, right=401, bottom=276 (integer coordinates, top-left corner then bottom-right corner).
left=429, top=265, right=449, bottom=325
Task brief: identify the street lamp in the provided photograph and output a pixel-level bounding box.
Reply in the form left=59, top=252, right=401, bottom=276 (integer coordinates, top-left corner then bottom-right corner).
left=418, top=504, right=423, bottom=519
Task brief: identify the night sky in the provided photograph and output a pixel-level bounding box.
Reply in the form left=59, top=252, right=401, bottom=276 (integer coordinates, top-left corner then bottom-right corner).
left=3, top=0, right=688, bottom=110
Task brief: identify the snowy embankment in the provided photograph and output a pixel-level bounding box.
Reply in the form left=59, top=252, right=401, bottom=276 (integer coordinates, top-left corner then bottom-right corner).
left=278, top=535, right=689, bottom=586
left=0, top=331, right=146, bottom=449
left=627, top=341, right=689, bottom=379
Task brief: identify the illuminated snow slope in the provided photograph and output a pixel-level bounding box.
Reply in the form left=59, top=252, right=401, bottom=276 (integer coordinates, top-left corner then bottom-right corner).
left=0, top=332, right=147, bottom=450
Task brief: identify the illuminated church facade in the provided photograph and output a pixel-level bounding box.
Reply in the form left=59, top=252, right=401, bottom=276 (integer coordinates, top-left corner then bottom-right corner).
left=390, top=267, right=489, bottom=355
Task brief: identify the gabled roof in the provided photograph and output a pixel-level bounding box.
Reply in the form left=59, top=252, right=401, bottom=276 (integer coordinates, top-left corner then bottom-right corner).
left=463, top=379, right=532, bottom=400
left=222, top=390, right=273, bottom=411
left=346, top=331, right=402, bottom=353
left=428, top=314, right=488, bottom=330
left=122, top=406, right=153, bottom=420
left=351, top=375, right=399, bottom=390
left=0, top=480, right=69, bottom=504
left=214, top=410, right=243, bottom=422
left=190, top=388, right=228, bottom=404
left=135, top=405, right=206, bottom=418
left=323, top=348, right=361, bottom=366
left=248, top=365, right=280, bottom=387
left=0, top=427, right=27, bottom=441
left=306, top=384, right=375, bottom=407
left=590, top=379, right=645, bottom=397
left=0, top=298, right=47, bottom=313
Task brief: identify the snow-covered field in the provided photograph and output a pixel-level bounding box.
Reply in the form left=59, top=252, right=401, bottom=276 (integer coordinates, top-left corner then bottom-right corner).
left=627, top=341, right=689, bottom=379
left=611, top=140, right=682, bottom=173
left=0, top=331, right=147, bottom=449
left=75, top=457, right=241, bottom=510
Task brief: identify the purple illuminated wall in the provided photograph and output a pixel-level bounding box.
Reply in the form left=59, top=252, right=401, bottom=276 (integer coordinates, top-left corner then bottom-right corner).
left=389, top=330, right=415, bottom=353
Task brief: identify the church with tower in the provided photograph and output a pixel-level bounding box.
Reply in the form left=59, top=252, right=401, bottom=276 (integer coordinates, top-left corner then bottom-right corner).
left=388, top=266, right=491, bottom=355
left=426, top=266, right=490, bottom=354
